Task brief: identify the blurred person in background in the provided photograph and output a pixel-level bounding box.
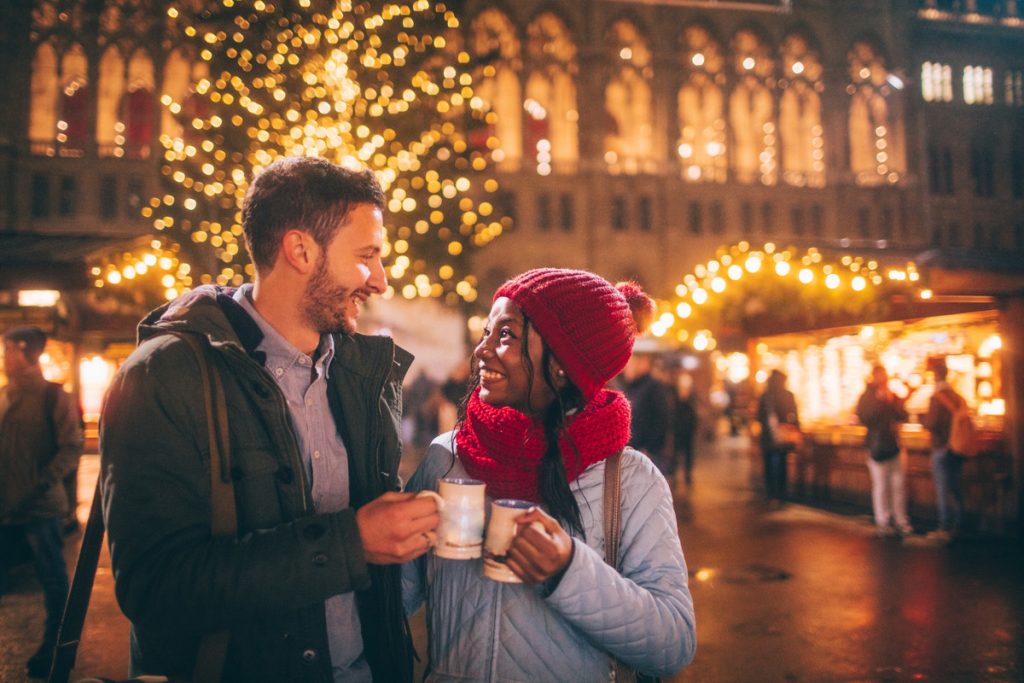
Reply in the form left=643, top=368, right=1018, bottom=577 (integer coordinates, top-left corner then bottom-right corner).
left=623, top=353, right=673, bottom=473
left=756, top=370, right=799, bottom=503
left=856, top=365, right=912, bottom=537
left=1, top=326, right=83, bottom=678
left=922, top=356, right=966, bottom=542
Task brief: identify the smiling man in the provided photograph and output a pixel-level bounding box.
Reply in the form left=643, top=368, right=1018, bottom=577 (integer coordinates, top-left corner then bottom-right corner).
left=100, top=157, right=439, bottom=683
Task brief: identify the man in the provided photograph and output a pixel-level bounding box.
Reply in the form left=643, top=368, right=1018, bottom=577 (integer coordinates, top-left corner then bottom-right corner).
left=101, top=157, right=440, bottom=682
left=922, top=357, right=965, bottom=542
left=622, top=353, right=673, bottom=473
left=856, top=364, right=912, bottom=537
left=1, top=326, right=83, bottom=678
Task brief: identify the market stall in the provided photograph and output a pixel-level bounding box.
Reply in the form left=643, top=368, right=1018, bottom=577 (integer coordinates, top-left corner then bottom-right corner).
left=751, top=310, right=1011, bottom=531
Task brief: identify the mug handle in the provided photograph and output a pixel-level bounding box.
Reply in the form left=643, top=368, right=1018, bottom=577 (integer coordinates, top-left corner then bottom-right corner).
left=415, top=489, right=445, bottom=511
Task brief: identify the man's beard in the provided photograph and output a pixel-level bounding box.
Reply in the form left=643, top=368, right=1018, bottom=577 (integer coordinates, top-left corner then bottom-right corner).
left=301, top=256, right=357, bottom=335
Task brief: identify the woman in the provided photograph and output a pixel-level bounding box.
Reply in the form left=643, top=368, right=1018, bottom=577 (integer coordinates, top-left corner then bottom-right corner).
left=403, top=268, right=696, bottom=682
left=856, top=364, right=912, bottom=537
left=756, top=369, right=800, bottom=502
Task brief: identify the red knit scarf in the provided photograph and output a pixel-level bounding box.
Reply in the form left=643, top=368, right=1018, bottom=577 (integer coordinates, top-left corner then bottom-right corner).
left=456, top=388, right=632, bottom=502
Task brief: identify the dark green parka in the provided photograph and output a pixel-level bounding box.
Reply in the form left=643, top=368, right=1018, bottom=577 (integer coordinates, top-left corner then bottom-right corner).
left=100, top=286, right=414, bottom=682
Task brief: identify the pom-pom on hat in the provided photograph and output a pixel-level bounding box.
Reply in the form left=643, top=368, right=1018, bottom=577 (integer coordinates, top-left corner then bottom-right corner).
left=494, top=268, right=655, bottom=398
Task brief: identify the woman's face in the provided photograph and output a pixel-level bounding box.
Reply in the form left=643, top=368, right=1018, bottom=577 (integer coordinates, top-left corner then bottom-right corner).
left=474, top=297, right=558, bottom=417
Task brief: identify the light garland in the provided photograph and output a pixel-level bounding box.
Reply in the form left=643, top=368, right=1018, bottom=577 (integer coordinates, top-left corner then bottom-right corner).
left=654, top=241, right=926, bottom=349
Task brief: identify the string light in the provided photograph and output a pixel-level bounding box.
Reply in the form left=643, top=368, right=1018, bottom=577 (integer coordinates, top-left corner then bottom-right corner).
left=659, top=242, right=924, bottom=350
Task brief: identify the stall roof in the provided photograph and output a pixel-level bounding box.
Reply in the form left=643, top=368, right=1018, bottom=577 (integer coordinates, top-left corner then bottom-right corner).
left=0, top=233, right=127, bottom=290
left=916, top=248, right=1024, bottom=298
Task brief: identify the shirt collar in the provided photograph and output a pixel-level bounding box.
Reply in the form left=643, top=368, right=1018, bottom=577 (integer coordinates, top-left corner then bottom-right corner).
left=233, top=284, right=335, bottom=377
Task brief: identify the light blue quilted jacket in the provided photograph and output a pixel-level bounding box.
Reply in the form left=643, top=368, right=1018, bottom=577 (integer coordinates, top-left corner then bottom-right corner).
left=402, top=433, right=696, bottom=682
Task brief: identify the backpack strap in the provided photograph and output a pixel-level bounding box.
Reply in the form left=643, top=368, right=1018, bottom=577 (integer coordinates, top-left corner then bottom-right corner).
left=49, top=332, right=235, bottom=683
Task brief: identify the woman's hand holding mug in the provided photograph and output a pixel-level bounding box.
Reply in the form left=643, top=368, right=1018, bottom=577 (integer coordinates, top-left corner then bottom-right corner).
left=505, top=507, right=574, bottom=586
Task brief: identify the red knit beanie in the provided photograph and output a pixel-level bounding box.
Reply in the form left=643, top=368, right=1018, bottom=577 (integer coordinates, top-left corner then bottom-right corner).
left=494, top=268, right=655, bottom=398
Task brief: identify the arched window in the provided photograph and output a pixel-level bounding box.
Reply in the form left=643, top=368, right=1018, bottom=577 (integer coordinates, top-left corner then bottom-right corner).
left=29, top=41, right=59, bottom=152
left=677, top=25, right=727, bottom=183
left=97, top=47, right=155, bottom=158
left=779, top=33, right=825, bottom=187
left=161, top=49, right=210, bottom=141
left=122, top=50, right=156, bottom=158
left=97, top=47, right=125, bottom=155
left=729, top=29, right=776, bottom=185
left=525, top=13, right=578, bottom=175
left=470, top=9, right=522, bottom=171
left=58, top=45, right=90, bottom=155
left=603, top=19, right=654, bottom=174
left=847, top=40, right=904, bottom=185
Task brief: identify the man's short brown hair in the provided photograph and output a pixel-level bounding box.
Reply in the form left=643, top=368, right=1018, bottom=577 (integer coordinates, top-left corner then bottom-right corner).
left=242, top=157, right=385, bottom=272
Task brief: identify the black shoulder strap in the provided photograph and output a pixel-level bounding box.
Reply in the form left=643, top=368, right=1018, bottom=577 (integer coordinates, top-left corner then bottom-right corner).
left=49, top=332, right=235, bottom=683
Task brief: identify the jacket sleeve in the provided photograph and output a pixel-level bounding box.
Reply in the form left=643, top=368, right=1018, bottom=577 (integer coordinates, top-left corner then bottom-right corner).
left=101, top=337, right=369, bottom=632
left=40, top=388, right=84, bottom=487
left=542, top=457, right=696, bottom=676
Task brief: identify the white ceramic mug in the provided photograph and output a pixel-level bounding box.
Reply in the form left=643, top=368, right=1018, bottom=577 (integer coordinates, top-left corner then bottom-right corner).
left=420, top=478, right=486, bottom=559
left=483, top=499, right=539, bottom=583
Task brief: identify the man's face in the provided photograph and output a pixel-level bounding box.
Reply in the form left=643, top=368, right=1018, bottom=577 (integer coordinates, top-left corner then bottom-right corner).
left=301, top=203, right=387, bottom=335
left=2, top=341, right=29, bottom=377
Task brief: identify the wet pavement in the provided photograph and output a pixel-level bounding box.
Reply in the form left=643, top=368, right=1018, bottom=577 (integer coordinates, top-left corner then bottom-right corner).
left=1, top=438, right=1022, bottom=682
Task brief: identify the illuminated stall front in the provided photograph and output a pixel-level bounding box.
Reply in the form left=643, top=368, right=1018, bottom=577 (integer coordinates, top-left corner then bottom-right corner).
left=752, top=310, right=1010, bottom=530
left=657, top=242, right=1022, bottom=535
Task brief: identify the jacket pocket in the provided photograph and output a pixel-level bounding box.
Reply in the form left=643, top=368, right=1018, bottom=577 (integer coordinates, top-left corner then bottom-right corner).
left=230, top=447, right=288, bottom=530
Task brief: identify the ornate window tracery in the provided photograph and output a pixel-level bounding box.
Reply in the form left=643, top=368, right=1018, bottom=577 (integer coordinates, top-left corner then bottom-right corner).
left=603, top=19, right=654, bottom=174
left=729, top=28, right=776, bottom=185
left=677, top=25, right=727, bottom=183
left=779, top=33, right=825, bottom=187
left=469, top=8, right=522, bottom=171
left=847, top=40, right=904, bottom=185
left=525, top=12, right=578, bottom=175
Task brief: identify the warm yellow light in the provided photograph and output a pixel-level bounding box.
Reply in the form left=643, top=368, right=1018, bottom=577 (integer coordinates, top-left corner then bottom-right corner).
left=825, top=273, right=840, bottom=289
left=775, top=261, right=790, bottom=277
left=692, top=333, right=709, bottom=352
left=798, top=268, right=813, bottom=284
left=18, top=290, right=61, bottom=307
left=744, top=255, right=761, bottom=273
left=852, top=276, right=867, bottom=291
left=727, top=265, right=743, bottom=280
left=692, top=288, right=708, bottom=305
left=676, top=302, right=692, bottom=318
left=860, top=326, right=875, bottom=339
left=979, top=334, right=1002, bottom=358
left=711, top=277, right=726, bottom=293
left=107, top=271, right=122, bottom=285
left=920, top=289, right=933, bottom=299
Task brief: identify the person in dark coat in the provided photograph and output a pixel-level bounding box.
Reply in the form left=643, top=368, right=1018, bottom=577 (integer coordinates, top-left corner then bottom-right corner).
left=756, top=370, right=799, bottom=502
left=670, top=371, right=699, bottom=487
left=622, top=353, right=673, bottom=473
left=1, top=326, right=83, bottom=677
left=101, top=158, right=440, bottom=682
left=922, top=356, right=966, bottom=541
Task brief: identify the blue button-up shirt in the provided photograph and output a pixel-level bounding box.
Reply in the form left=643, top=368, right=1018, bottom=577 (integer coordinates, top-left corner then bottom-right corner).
left=235, top=285, right=370, bottom=682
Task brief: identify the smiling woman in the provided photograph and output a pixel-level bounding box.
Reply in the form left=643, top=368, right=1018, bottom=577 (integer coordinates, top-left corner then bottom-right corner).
left=403, top=268, right=697, bottom=682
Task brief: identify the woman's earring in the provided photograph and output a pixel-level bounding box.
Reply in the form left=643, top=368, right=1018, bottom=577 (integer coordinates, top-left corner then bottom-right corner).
left=557, top=369, right=566, bottom=377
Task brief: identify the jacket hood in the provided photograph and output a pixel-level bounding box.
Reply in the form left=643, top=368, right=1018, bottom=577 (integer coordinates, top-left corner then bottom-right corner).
left=137, top=285, right=414, bottom=383
left=138, top=285, right=249, bottom=347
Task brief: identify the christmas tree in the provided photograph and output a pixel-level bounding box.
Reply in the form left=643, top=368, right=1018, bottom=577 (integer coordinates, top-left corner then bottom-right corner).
left=96, top=0, right=505, bottom=309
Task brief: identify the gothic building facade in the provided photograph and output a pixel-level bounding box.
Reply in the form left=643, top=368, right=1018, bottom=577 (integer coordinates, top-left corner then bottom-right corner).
left=1, top=0, right=1022, bottom=318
